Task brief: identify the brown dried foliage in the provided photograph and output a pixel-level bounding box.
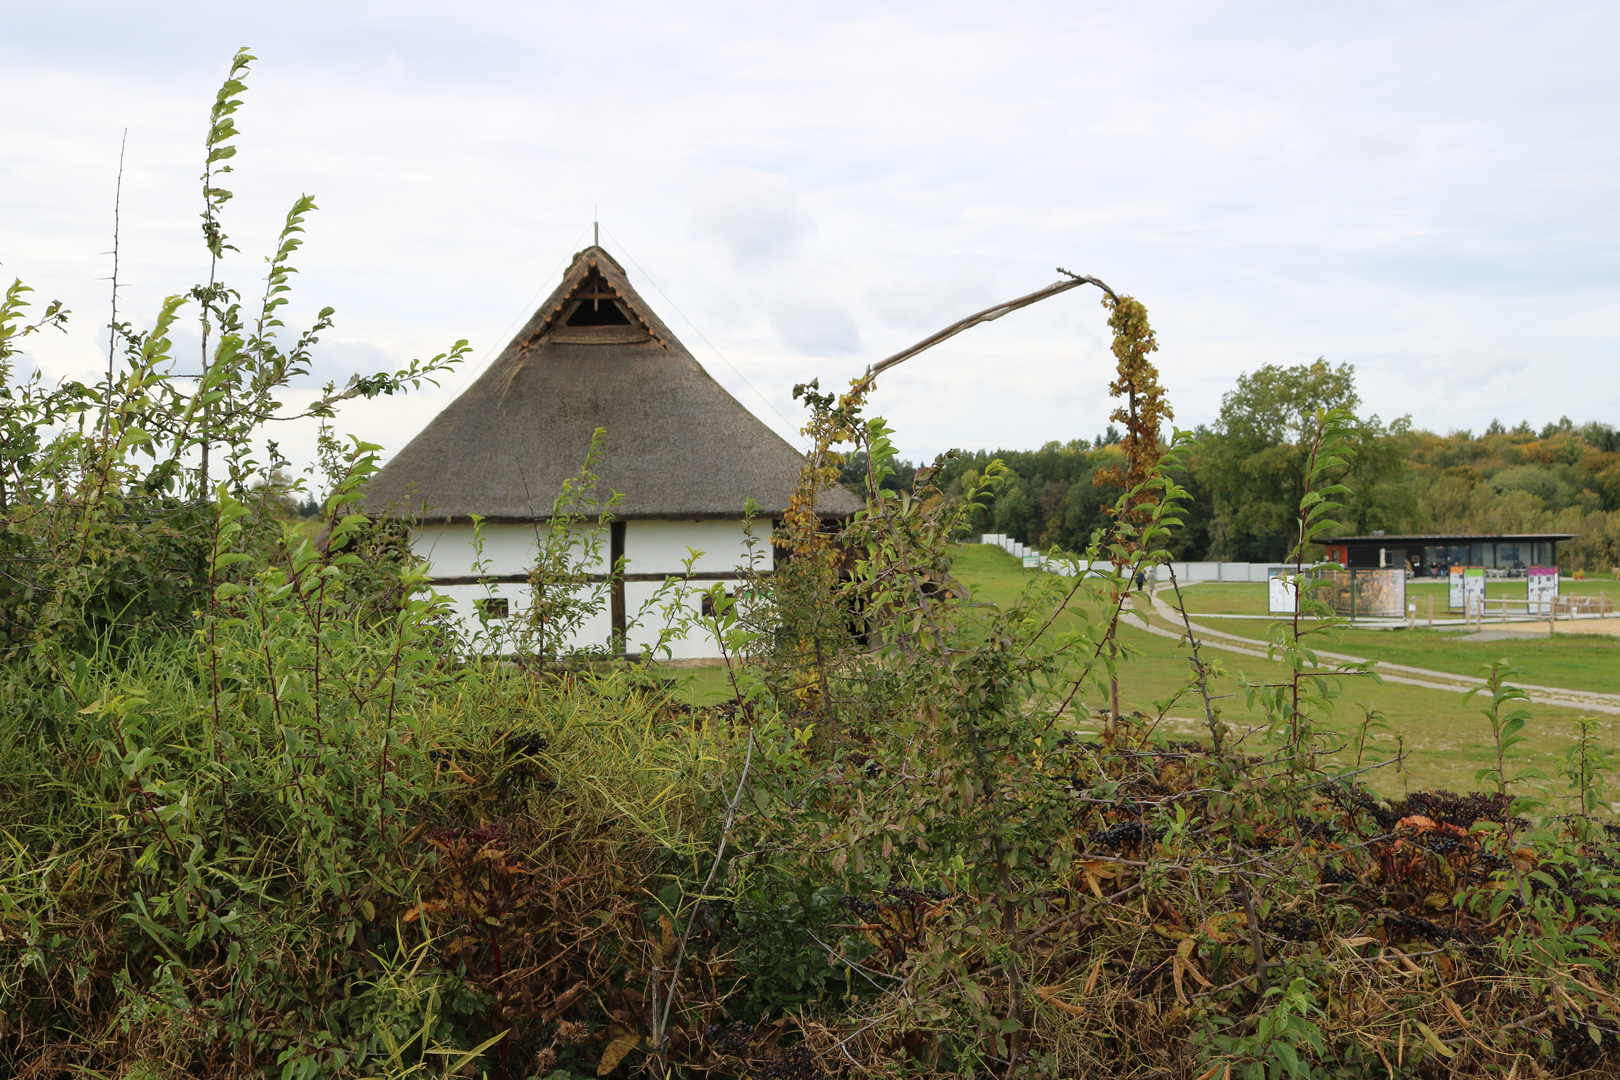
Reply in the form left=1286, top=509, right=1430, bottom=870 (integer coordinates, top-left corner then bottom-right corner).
left=1094, top=293, right=1175, bottom=525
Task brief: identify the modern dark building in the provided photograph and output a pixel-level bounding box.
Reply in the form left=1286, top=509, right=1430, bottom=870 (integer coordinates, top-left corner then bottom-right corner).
left=1322, top=533, right=1576, bottom=577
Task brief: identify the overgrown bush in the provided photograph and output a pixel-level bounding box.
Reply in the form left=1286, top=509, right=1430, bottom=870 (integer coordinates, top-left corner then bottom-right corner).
left=4, top=46, right=1620, bottom=1080
left=668, top=306, right=1620, bottom=1078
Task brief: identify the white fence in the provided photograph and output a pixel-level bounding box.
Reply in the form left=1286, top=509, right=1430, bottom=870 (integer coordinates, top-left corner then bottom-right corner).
left=976, top=534, right=1287, bottom=583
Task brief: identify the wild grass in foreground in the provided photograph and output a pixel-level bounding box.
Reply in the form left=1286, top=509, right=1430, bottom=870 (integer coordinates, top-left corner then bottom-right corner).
left=0, top=602, right=758, bottom=1076
left=7, top=48, right=1620, bottom=1080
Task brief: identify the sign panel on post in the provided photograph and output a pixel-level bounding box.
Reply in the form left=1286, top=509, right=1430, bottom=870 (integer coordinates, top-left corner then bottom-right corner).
left=1464, top=568, right=1486, bottom=618
left=1268, top=570, right=1296, bottom=615
left=1022, top=554, right=1041, bottom=569
left=1448, top=566, right=1466, bottom=611
left=1527, top=566, right=1559, bottom=616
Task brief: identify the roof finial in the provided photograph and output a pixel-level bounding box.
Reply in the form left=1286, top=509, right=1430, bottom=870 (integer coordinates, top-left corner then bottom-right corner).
left=594, top=205, right=599, bottom=248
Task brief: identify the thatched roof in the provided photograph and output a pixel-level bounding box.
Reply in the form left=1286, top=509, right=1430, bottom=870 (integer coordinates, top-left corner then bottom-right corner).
left=367, top=245, right=863, bottom=522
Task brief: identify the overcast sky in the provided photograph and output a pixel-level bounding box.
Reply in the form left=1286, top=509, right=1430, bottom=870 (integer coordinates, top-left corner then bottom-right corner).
left=4, top=1, right=1617, bottom=477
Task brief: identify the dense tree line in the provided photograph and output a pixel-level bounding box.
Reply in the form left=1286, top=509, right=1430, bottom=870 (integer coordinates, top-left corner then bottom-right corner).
left=865, top=360, right=1620, bottom=571
left=1403, top=416, right=1620, bottom=572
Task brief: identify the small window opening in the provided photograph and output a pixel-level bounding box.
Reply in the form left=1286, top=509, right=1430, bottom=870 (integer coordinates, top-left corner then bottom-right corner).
left=476, top=597, right=509, bottom=619
left=564, top=269, right=633, bottom=326
left=565, top=299, right=632, bottom=327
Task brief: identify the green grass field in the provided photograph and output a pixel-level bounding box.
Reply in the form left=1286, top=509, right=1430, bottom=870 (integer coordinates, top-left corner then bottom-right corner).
left=946, top=545, right=1620, bottom=794
left=1167, top=583, right=1620, bottom=694
left=655, top=546, right=1616, bottom=796
left=653, top=662, right=740, bottom=705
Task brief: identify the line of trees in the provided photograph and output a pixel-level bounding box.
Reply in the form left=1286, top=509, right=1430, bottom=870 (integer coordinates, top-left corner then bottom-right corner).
left=876, top=359, right=1620, bottom=572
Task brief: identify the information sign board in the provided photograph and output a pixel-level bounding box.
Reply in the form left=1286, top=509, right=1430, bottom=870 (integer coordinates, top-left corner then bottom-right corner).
left=1464, top=567, right=1486, bottom=617
left=1448, top=566, right=1466, bottom=611
left=1527, top=566, right=1559, bottom=616
left=1268, top=570, right=1296, bottom=614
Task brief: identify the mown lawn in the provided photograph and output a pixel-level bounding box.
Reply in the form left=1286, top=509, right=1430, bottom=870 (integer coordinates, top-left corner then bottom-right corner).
left=654, top=546, right=1615, bottom=796
left=648, top=662, right=737, bottom=705
left=947, top=544, right=1615, bottom=797
left=1168, top=583, right=1620, bottom=695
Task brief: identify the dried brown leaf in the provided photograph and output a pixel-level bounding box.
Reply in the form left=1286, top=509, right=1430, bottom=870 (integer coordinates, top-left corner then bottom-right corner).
left=596, top=1033, right=640, bottom=1075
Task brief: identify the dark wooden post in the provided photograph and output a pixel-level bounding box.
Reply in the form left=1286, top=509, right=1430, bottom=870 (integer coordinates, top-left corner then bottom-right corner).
left=610, top=520, right=627, bottom=649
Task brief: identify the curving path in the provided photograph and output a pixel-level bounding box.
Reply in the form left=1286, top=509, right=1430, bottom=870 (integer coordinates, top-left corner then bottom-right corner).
left=1138, top=586, right=1620, bottom=717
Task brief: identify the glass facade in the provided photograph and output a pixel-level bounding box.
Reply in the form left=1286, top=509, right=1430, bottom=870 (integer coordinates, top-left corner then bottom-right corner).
left=1406, top=538, right=1558, bottom=576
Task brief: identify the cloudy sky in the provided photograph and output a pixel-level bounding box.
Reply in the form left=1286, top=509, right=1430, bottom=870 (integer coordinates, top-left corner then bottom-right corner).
left=3, top=1, right=1617, bottom=476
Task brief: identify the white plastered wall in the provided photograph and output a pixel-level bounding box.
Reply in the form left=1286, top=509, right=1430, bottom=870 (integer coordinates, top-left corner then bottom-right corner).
left=623, top=519, right=766, bottom=574
left=410, top=522, right=610, bottom=577
left=621, top=519, right=769, bottom=660
left=411, top=518, right=768, bottom=657
left=431, top=581, right=616, bottom=656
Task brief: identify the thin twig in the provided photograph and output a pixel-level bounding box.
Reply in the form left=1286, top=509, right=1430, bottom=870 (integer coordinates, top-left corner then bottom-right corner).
left=104, top=128, right=127, bottom=443
left=1238, top=873, right=1270, bottom=998
left=650, top=732, right=755, bottom=1063
left=1168, top=566, right=1222, bottom=753
left=823, top=1008, right=905, bottom=1067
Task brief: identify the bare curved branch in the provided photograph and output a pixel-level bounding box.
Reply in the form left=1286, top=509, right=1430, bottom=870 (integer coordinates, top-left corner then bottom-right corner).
left=855, top=270, right=1116, bottom=390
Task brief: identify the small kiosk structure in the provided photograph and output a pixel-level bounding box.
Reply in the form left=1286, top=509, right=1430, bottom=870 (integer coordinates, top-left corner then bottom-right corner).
left=366, top=245, right=862, bottom=657
left=1322, top=533, right=1574, bottom=578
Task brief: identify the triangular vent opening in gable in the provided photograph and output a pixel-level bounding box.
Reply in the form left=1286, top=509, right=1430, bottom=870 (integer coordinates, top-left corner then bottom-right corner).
left=566, top=300, right=631, bottom=327
left=547, top=266, right=650, bottom=344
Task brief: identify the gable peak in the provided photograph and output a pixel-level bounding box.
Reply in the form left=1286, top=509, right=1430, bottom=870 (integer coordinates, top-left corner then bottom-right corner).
left=540, top=247, right=656, bottom=345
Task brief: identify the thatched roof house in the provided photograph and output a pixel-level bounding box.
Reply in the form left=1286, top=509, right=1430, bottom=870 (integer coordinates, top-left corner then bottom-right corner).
left=367, top=244, right=860, bottom=658
left=367, top=245, right=860, bottom=523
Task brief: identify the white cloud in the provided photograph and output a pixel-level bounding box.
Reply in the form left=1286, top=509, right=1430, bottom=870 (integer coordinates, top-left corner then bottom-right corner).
left=768, top=294, right=861, bottom=355
left=2, top=0, right=1618, bottom=469
left=691, top=171, right=810, bottom=266
left=873, top=269, right=1001, bottom=333
left=305, top=338, right=398, bottom=384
